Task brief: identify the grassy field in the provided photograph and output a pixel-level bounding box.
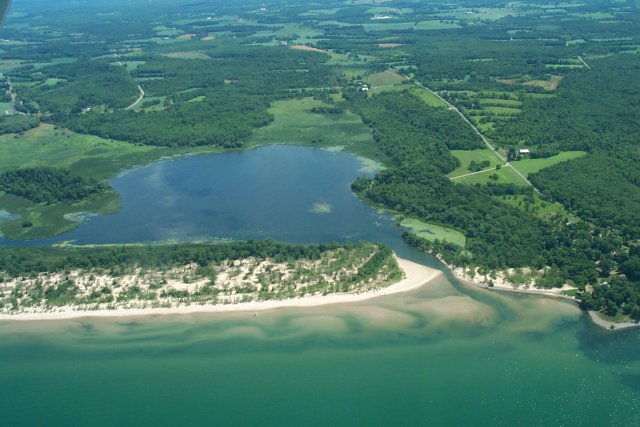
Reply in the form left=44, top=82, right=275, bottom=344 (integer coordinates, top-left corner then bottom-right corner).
left=448, top=149, right=503, bottom=178
left=0, top=101, right=13, bottom=113
left=367, top=70, right=407, bottom=88
left=510, top=151, right=587, bottom=176
left=453, top=166, right=527, bottom=186
left=478, top=98, right=522, bottom=107
left=0, top=124, right=167, bottom=179
left=161, top=51, right=211, bottom=59
left=523, top=75, right=563, bottom=91
left=496, top=193, right=578, bottom=222
left=399, top=217, right=466, bottom=247
left=483, top=106, right=522, bottom=115
left=409, top=86, right=448, bottom=108
left=246, top=98, right=382, bottom=162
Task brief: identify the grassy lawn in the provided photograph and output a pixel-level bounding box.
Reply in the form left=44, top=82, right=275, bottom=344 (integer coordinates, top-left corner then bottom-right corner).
left=448, top=149, right=503, bottom=178
left=409, top=86, right=448, bottom=108
left=454, top=166, right=526, bottom=186
left=399, top=217, right=466, bottom=247
left=0, top=101, right=13, bottom=113
left=510, top=151, right=587, bottom=176
left=478, top=98, right=522, bottom=107
left=476, top=122, right=495, bottom=133
left=483, top=106, right=522, bottom=115
left=246, top=98, right=382, bottom=162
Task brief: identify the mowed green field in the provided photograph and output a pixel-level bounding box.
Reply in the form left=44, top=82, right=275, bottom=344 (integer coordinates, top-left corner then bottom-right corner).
left=447, top=149, right=503, bottom=178
left=399, top=217, right=466, bottom=247
left=409, top=86, right=448, bottom=108
left=510, top=151, right=587, bottom=176
left=453, top=166, right=527, bottom=186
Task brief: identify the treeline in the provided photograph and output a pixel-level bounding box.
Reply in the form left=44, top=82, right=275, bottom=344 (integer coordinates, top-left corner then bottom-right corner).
left=492, top=55, right=640, bottom=152
left=0, top=240, right=378, bottom=277
left=346, top=90, right=482, bottom=170
left=411, top=37, right=565, bottom=84
left=0, top=167, right=110, bottom=205
left=0, top=115, right=40, bottom=135
left=581, top=276, right=640, bottom=321
left=580, top=251, right=640, bottom=320
left=19, top=60, right=140, bottom=114
left=530, top=154, right=640, bottom=239
left=61, top=93, right=273, bottom=148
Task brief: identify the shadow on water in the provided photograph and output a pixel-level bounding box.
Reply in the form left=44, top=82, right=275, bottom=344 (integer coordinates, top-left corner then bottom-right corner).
left=620, top=373, right=640, bottom=392
left=576, top=321, right=640, bottom=364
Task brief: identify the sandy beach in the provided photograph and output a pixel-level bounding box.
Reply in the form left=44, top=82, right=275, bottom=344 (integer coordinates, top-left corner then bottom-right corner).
left=0, top=256, right=441, bottom=322
left=436, top=255, right=640, bottom=330
left=433, top=254, right=577, bottom=300
left=588, top=311, right=640, bottom=331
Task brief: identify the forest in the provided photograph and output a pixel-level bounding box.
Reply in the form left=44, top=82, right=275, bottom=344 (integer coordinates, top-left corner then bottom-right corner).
left=0, top=167, right=110, bottom=204
left=19, top=45, right=340, bottom=148
left=0, top=240, right=376, bottom=277
left=0, top=115, right=39, bottom=135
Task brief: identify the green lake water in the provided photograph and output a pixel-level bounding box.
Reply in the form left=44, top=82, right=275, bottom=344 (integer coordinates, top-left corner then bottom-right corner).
left=1, top=146, right=639, bottom=425
left=1, top=278, right=639, bottom=426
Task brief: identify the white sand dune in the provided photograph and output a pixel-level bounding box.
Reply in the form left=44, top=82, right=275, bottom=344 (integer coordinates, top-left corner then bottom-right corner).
left=0, top=256, right=442, bottom=322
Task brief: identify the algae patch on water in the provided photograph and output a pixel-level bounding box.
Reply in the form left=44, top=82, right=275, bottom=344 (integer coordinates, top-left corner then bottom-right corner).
left=310, top=201, right=332, bottom=214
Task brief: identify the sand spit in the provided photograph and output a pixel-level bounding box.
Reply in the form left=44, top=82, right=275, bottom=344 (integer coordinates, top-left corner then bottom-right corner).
left=0, top=256, right=441, bottom=322
left=588, top=311, right=640, bottom=331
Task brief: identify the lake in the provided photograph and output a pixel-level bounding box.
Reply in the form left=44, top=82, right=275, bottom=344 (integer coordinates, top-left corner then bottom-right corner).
left=0, top=146, right=639, bottom=426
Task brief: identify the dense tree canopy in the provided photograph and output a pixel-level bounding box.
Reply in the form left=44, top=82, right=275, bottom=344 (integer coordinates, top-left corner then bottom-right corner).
left=0, top=167, right=110, bottom=204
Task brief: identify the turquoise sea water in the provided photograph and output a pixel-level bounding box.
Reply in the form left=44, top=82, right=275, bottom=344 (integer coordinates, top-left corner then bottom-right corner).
left=1, top=146, right=639, bottom=425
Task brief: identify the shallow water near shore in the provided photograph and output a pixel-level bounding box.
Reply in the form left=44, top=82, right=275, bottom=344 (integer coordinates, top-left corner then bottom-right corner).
left=1, top=277, right=640, bottom=426
left=1, top=146, right=640, bottom=425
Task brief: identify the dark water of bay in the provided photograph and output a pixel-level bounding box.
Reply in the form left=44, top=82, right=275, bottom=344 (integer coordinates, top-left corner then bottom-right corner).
left=1, top=146, right=639, bottom=426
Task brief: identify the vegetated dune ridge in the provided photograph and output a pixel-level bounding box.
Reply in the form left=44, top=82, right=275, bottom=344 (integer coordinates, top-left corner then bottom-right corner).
left=0, top=256, right=440, bottom=321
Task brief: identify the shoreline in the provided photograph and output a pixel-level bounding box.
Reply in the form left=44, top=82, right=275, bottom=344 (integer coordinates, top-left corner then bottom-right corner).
left=436, top=254, right=577, bottom=300
left=587, top=311, right=640, bottom=331
left=436, top=254, right=640, bottom=331
left=0, top=255, right=441, bottom=322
